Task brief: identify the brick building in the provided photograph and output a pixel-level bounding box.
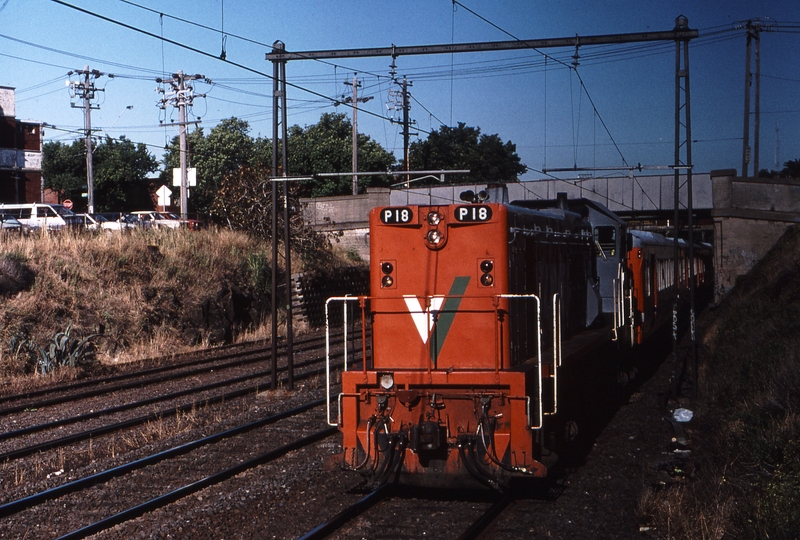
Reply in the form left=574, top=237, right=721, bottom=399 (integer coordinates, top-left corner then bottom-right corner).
left=0, top=86, right=54, bottom=204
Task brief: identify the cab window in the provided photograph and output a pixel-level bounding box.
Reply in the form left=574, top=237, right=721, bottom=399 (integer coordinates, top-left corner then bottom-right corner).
left=593, top=226, right=617, bottom=258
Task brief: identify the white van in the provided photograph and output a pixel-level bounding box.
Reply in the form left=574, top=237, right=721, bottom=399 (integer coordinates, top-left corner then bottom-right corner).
left=0, top=203, right=83, bottom=230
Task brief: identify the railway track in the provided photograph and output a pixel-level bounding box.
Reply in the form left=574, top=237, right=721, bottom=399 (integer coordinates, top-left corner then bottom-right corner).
left=0, top=397, right=338, bottom=538
left=298, top=484, right=516, bottom=540
left=0, top=332, right=361, bottom=484
left=0, top=331, right=342, bottom=412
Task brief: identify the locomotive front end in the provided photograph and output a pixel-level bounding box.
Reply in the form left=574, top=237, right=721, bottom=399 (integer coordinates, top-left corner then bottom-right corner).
left=335, top=203, right=548, bottom=488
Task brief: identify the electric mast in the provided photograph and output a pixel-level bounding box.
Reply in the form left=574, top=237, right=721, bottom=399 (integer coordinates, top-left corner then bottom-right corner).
left=68, top=66, right=103, bottom=213
left=157, top=71, right=207, bottom=220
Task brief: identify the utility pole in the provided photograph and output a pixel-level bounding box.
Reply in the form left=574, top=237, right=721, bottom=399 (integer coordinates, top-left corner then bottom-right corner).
left=343, top=74, right=373, bottom=195
left=157, top=71, right=206, bottom=220
left=68, top=66, right=103, bottom=213
left=385, top=60, right=417, bottom=185
left=402, top=76, right=412, bottom=184
left=741, top=21, right=761, bottom=178
left=753, top=23, right=761, bottom=176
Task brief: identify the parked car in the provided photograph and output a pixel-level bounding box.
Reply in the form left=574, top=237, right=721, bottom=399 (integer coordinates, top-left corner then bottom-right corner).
left=165, top=212, right=203, bottom=230
left=0, top=203, right=82, bottom=230
left=76, top=213, right=130, bottom=231
left=129, top=211, right=176, bottom=229
left=100, top=213, right=140, bottom=229
left=0, top=213, right=24, bottom=233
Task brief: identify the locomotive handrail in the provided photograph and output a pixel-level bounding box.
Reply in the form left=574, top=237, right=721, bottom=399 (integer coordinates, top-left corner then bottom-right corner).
left=496, top=293, right=544, bottom=429
left=325, top=296, right=367, bottom=427
left=549, top=293, right=562, bottom=416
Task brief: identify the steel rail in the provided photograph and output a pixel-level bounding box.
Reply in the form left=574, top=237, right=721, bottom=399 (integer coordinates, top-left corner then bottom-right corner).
left=0, top=331, right=336, bottom=407
left=0, top=353, right=354, bottom=462
left=0, top=332, right=341, bottom=416
left=298, top=484, right=393, bottom=540
left=0, top=344, right=349, bottom=443
left=0, top=398, right=331, bottom=519
left=455, top=493, right=515, bottom=540
left=55, top=426, right=339, bottom=540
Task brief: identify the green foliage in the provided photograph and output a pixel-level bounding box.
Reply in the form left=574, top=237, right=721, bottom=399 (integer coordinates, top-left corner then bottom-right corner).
left=162, top=118, right=259, bottom=216
left=43, top=136, right=159, bottom=212
left=407, top=122, right=526, bottom=185
left=288, top=112, right=396, bottom=197
left=10, top=323, right=97, bottom=375
left=93, top=136, right=159, bottom=211
left=42, top=140, right=86, bottom=203
left=246, top=251, right=272, bottom=295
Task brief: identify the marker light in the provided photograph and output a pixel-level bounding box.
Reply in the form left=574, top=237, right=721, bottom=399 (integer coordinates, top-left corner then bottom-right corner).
left=479, top=259, right=494, bottom=287
left=426, top=230, right=442, bottom=244
left=382, top=275, right=394, bottom=287
left=381, top=262, right=394, bottom=274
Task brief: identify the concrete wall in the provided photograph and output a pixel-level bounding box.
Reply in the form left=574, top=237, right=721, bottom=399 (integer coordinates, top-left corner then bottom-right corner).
left=711, top=170, right=800, bottom=301
left=301, top=187, right=390, bottom=262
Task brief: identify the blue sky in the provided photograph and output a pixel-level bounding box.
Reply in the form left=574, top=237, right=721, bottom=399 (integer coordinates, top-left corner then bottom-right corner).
left=2, top=0, right=798, bottom=181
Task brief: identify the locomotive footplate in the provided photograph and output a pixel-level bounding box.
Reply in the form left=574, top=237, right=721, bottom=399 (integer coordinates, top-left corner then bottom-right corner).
left=338, top=369, right=548, bottom=487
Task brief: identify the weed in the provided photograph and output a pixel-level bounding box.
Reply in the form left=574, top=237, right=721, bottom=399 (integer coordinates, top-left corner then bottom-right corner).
left=10, top=323, right=97, bottom=375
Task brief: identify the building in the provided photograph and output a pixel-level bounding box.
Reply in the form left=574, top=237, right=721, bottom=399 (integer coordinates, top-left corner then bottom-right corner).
left=0, top=86, right=51, bottom=204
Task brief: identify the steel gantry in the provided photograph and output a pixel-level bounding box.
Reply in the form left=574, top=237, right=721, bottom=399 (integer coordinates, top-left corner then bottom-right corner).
left=265, top=16, right=698, bottom=394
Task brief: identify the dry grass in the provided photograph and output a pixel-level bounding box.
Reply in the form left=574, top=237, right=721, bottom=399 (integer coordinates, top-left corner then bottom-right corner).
left=640, top=224, right=800, bottom=539
left=0, top=227, right=275, bottom=378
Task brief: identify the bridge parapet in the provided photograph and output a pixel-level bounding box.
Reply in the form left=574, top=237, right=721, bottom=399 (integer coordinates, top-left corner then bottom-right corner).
left=711, top=169, right=800, bottom=301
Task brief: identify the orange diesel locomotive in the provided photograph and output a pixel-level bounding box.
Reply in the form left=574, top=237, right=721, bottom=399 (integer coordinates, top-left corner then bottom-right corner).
left=326, top=192, right=709, bottom=488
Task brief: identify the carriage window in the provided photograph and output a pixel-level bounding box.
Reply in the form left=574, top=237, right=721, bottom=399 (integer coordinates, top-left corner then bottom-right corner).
left=593, top=226, right=616, bottom=258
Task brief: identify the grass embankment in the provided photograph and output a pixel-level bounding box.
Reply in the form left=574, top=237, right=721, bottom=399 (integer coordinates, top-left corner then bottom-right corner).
left=0, top=228, right=277, bottom=380
left=642, top=224, right=800, bottom=539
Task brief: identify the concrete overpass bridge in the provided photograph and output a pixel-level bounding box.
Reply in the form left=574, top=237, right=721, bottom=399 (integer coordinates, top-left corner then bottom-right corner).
left=301, top=170, right=800, bottom=302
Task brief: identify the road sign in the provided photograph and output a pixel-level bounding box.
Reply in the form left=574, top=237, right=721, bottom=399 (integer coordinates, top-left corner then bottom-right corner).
left=156, top=185, right=172, bottom=207
left=63, top=199, right=73, bottom=210
left=172, top=168, right=197, bottom=187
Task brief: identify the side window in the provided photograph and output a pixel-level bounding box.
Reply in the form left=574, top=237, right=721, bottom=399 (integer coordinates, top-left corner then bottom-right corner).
left=593, top=226, right=617, bottom=258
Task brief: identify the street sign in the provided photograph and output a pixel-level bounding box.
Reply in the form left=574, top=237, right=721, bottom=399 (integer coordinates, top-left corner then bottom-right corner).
left=156, top=184, right=172, bottom=207
left=172, top=168, right=197, bottom=187
left=63, top=199, right=73, bottom=210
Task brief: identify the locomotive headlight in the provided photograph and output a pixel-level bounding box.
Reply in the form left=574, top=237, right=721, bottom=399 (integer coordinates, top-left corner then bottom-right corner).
left=378, top=372, right=394, bottom=390
left=426, top=230, right=442, bottom=244
left=426, top=211, right=441, bottom=226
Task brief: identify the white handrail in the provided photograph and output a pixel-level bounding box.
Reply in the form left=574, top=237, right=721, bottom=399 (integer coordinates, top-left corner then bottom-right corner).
left=548, top=293, right=562, bottom=416
left=325, top=296, right=362, bottom=427
left=497, top=293, right=543, bottom=429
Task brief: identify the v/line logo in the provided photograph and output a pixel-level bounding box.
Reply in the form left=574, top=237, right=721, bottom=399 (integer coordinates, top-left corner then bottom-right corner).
left=402, top=276, right=470, bottom=362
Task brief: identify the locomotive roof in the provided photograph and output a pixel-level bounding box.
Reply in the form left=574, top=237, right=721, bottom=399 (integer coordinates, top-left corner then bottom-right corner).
left=509, top=196, right=626, bottom=228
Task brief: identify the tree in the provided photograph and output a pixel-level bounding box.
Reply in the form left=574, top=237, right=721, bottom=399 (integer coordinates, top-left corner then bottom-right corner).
left=162, top=117, right=258, bottom=216
left=782, top=159, right=800, bottom=178
left=92, top=136, right=158, bottom=211
left=42, top=137, right=158, bottom=212
left=287, top=112, right=395, bottom=197
left=407, top=123, right=526, bottom=185
left=42, top=140, right=85, bottom=204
